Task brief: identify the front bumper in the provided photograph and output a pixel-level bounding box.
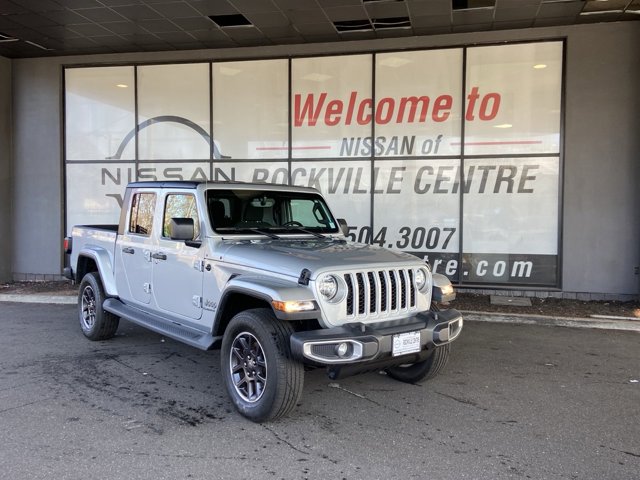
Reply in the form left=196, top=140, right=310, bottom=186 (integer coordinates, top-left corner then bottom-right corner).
left=290, top=309, right=463, bottom=376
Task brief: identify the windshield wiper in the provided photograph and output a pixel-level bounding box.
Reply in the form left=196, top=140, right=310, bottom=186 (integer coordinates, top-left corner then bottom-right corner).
left=282, top=227, right=325, bottom=239
left=216, top=227, right=280, bottom=239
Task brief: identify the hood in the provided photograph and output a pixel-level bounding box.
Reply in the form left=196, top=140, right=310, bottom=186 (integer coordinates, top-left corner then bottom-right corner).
left=212, top=238, right=421, bottom=279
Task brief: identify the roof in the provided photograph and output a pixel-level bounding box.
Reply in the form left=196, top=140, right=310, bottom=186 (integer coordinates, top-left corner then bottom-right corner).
left=126, top=180, right=321, bottom=194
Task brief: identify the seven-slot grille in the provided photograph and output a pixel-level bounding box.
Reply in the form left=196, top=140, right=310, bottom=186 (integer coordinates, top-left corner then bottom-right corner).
left=344, top=269, right=417, bottom=317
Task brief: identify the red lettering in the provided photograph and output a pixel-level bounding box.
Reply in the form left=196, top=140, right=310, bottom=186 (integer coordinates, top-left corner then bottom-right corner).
left=479, top=93, right=500, bottom=120
left=465, top=86, right=480, bottom=121
left=375, top=98, right=395, bottom=124
left=345, top=91, right=357, bottom=125
left=432, top=95, right=452, bottom=122
left=292, top=88, right=501, bottom=127
left=397, top=96, right=429, bottom=123
left=293, top=93, right=327, bottom=127
left=325, top=99, right=343, bottom=126
left=357, top=98, right=372, bottom=125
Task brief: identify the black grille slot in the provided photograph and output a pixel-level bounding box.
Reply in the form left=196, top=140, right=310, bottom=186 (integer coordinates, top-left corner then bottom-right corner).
left=345, top=274, right=354, bottom=316
left=379, top=271, right=387, bottom=312
left=367, top=272, right=376, bottom=313
left=356, top=273, right=366, bottom=314
left=389, top=270, right=398, bottom=310
left=408, top=270, right=416, bottom=307
left=399, top=270, right=407, bottom=309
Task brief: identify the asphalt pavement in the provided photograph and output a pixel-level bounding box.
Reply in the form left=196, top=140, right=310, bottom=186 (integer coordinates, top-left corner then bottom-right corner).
left=0, top=302, right=638, bottom=480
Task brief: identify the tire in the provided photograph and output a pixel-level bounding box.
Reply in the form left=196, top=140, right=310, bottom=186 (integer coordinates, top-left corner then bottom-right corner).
left=78, top=272, right=119, bottom=341
left=385, top=343, right=451, bottom=384
left=386, top=302, right=450, bottom=384
left=221, top=308, right=304, bottom=422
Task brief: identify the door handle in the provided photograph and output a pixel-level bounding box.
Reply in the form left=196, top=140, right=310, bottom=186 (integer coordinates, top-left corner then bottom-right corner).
left=151, top=252, right=167, bottom=261
left=122, top=247, right=135, bottom=254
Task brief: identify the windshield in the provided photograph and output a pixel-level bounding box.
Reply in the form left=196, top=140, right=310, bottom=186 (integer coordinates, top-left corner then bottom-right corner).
left=206, top=189, right=339, bottom=235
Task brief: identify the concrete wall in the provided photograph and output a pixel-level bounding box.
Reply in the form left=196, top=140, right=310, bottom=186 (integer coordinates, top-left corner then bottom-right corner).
left=11, top=60, right=63, bottom=280
left=0, top=57, right=11, bottom=283
left=10, top=21, right=640, bottom=297
left=563, top=25, right=640, bottom=298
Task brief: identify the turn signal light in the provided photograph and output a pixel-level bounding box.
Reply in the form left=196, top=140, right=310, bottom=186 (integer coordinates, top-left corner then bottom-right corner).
left=272, top=300, right=316, bottom=313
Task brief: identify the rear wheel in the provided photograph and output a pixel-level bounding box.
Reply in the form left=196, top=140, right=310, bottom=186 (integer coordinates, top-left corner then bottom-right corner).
left=78, top=272, right=119, bottom=341
left=221, top=308, right=303, bottom=422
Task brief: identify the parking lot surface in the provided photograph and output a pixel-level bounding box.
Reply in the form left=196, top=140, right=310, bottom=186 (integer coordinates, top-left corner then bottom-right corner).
left=1, top=302, right=638, bottom=480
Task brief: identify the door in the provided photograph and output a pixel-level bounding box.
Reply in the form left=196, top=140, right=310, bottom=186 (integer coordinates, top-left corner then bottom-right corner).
left=152, top=192, right=204, bottom=320
left=115, top=191, right=156, bottom=305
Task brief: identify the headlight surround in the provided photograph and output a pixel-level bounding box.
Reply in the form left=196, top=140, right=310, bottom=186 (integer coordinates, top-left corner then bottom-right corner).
left=317, top=274, right=343, bottom=303
left=414, top=267, right=430, bottom=292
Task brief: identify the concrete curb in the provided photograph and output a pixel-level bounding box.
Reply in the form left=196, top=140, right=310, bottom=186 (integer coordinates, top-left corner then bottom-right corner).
left=0, top=295, right=638, bottom=332
left=0, top=294, right=76, bottom=305
left=462, top=310, right=640, bottom=333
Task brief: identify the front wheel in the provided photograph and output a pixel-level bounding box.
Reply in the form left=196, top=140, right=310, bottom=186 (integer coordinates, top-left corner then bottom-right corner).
left=385, top=344, right=451, bottom=384
left=221, top=308, right=304, bottom=422
left=78, top=272, right=119, bottom=341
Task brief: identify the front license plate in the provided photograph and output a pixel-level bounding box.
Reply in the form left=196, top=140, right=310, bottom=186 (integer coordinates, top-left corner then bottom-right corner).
left=392, top=331, right=421, bottom=357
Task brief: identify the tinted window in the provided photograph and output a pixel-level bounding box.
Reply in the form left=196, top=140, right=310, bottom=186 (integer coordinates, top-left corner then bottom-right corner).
left=206, top=189, right=338, bottom=234
left=163, top=194, right=200, bottom=239
left=128, top=193, right=156, bottom=236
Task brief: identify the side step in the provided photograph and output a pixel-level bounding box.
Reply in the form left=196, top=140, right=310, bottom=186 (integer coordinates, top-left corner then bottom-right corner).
left=103, top=298, right=220, bottom=350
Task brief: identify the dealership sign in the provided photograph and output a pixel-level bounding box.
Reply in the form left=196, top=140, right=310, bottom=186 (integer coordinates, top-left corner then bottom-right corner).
left=65, top=41, right=562, bottom=287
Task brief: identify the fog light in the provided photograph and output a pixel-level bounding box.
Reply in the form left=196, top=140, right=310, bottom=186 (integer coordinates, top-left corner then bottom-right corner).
left=335, top=342, right=349, bottom=357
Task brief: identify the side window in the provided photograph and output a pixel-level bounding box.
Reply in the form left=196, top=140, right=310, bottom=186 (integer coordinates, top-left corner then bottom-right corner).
left=128, top=193, right=156, bottom=236
left=163, top=194, right=200, bottom=239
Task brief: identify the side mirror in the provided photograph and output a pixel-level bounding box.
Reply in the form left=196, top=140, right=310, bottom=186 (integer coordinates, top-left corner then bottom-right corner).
left=170, top=218, right=194, bottom=241
left=337, top=218, right=349, bottom=236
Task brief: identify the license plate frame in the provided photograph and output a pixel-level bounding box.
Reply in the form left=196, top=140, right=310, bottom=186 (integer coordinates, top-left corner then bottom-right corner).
left=392, top=330, right=421, bottom=357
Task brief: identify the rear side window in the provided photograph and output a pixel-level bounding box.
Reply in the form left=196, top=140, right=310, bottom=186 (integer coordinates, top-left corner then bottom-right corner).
left=128, top=193, right=156, bottom=236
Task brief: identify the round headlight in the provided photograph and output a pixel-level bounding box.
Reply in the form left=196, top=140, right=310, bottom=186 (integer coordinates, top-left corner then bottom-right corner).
left=415, top=268, right=428, bottom=292
left=318, top=275, right=338, bottom=301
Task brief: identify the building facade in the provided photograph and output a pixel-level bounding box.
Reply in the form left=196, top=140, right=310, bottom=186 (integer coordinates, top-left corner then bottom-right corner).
left=3, top=21, right=639, bottom=300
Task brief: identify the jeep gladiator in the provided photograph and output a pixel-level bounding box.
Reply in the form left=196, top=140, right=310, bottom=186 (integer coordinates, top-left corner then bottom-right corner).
left=64, top=181, right=463, bottom=421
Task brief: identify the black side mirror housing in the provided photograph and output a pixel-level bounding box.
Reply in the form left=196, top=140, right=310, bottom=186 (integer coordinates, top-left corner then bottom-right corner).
left=337, top=218, right=349, bottom=237
left=170, top=218, right=195, bottom=241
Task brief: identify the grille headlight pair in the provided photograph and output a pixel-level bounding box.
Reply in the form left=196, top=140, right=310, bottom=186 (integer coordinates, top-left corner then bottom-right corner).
left=317, top=274, right=345, bottom=303
left=414, top=267, right=430, bottom=292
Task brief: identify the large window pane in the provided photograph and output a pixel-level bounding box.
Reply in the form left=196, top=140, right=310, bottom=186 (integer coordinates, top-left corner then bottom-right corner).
left=66, top=163, right=133, bottom=233
left=212, top=60, right=288, bottom=159
left=375, top=50, right=463, bottom=157
left=291, top=160, right=371, bottom=231
left=138, top=63, right=210, bottom=160
left=462, top=157, right=559, bottom=285
left=292, top=55, right=372, bottom=159
left=373, top=159, right=461, bottom=280
left=65, top=66, right=135, bottom=161
left=464, top=42, right=562, bottom=155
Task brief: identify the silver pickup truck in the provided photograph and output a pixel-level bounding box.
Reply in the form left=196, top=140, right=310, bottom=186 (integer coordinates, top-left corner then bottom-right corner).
left=64, top=181, right=463, bottom=421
